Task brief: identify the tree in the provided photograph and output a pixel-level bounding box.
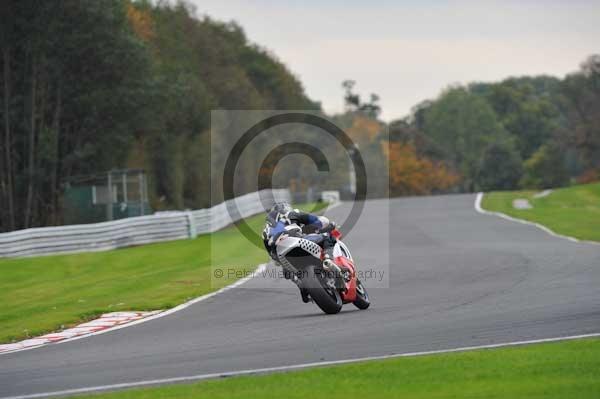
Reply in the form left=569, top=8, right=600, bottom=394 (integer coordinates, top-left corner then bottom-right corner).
left=394, top=56, right=600, bottom=192
left=476, top=141, right=523, bottom=190
left=0, top=0, right=152, bottom=231
left=342, top=80, right=360, bottom=110
left=384, top=141, right=459, bottom=196
left=482, top=78, right=561, bottom=160
left=136, top=2, right=318, bottom=210
left=560, top=55, right=600, bottom=175
left=359, top=93, right=381, bottom=118
left=520, top=144, right=569, bottom=189
left=341, top=80, right=381, bottom=118
left=421, top=86, right=509, bottom=191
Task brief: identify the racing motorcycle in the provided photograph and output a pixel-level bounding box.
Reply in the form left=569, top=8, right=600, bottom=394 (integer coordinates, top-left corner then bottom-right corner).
left=275, top=227, right=370, bottom=314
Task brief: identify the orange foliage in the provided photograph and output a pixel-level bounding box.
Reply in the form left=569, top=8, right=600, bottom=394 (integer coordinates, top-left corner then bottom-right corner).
left=383, top=141, right=460, bottom=196
left=127, top=4, right=154, bottom=42
left=576, top=168, right=600, bottom=184
left=347, top=114, right=382, bottom=145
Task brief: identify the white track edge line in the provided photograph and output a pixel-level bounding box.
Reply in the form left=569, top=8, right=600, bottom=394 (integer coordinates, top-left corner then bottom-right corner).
left=0, top=263, right=268, bottom=356
left=474, top=192, right=599, bottom=246
left=4, top=332, right=600, bottom=399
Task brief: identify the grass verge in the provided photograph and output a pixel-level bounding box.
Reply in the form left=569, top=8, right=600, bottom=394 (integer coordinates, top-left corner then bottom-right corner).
left=72, top=338, right=600, bottom=399
left=0, top=202, right=327, bottom=343
left=481, top=182, right=600, bottom=242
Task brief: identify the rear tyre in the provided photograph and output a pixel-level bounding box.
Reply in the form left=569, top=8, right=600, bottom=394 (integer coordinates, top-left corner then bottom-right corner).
left=353, top=279, right=370, bottom=310
left=304, top=265, right=342, bottom=314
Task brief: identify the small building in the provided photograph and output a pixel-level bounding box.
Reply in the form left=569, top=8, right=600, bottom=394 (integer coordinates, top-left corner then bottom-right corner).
left=63, top=169, right=151, bottom=224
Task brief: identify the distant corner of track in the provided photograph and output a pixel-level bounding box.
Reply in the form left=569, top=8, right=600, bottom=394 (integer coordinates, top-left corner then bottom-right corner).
left=473, top=192, right=598, bottom=246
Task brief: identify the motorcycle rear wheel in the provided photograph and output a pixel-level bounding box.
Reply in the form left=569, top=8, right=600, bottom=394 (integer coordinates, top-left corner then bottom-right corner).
left=353, top=279, right=370, bottom=310
left=305, top=265, right=343, bottom=314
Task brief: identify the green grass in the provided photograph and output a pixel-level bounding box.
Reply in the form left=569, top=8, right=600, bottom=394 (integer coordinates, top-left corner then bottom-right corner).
left=0, top=202, right=326, bottom=344
left=72, top=338, right=600, bottom=399
left=482, top=182, right=600, bottom=242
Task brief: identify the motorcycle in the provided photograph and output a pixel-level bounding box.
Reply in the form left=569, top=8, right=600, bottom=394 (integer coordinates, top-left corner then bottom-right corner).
left=275, top=227, right=370, bottom=314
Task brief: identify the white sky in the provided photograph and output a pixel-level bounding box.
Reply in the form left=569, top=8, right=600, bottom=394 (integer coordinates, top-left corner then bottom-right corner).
left=188, top=0, right=600, bottom=121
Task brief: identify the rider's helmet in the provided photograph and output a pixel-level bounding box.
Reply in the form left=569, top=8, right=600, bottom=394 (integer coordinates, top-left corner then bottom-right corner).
left=265, top=201, right=293, bottom=227
left=269, top=201, right=292, bottom=216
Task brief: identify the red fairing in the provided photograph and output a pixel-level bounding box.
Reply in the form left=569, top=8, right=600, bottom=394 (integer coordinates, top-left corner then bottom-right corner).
left=331, top=228, right=342, bottom=240
left=335, top=256, right=357, bottom=303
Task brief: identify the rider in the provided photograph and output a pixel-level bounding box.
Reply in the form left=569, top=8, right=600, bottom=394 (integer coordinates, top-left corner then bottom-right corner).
left=262, top=202, right=337, bottom=303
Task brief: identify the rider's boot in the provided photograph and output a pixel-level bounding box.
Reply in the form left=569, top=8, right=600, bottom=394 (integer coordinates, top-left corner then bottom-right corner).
left=300, top=287, right=310, bottom=303
left=290, top=272, right=311, bottom=303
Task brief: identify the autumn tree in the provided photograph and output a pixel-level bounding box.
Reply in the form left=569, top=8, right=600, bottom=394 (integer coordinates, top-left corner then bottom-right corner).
left=384, top=141, right=459, bottom=196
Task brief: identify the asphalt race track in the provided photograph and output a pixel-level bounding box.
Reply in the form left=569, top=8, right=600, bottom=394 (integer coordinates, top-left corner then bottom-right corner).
left=2, top=194, right=600, bottom=398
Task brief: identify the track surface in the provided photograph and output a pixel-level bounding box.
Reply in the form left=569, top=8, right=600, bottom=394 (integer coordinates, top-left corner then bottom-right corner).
left=2, top=194, right=600, bottom=397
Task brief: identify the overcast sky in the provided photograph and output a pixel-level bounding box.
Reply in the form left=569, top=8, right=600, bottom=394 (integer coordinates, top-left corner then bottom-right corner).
left=188, top=0, right=600, bottom=121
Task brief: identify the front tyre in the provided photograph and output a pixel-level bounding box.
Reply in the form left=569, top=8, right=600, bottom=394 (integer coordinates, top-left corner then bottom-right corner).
left=353, top=279, right=370, bottom=310
left=304, top=265, right=343, bottom=314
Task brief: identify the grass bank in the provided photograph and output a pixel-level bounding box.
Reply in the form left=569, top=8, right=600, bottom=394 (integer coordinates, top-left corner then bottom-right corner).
left=72, top=338, right=600, bottom=399
left=0, top=202, right=326, bottom=343
left=481, top=182, right=600, bottom=242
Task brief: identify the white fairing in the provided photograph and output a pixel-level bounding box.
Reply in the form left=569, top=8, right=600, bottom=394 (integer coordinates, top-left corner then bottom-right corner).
left=332, top=240, right=353, bottom=261
left=277, top=235, right=352, bottom=261
left=275, top=236, right=302, bottom=257
left=276, top=236, right=322, bottom=259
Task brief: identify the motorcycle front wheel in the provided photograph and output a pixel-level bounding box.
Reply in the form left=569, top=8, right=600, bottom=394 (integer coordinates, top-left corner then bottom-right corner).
left=304, top=265, right=343, bottom=314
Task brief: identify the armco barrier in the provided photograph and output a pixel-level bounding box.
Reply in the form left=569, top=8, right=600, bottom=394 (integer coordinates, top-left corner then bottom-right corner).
left=0, top=189, right=290, bottom=258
